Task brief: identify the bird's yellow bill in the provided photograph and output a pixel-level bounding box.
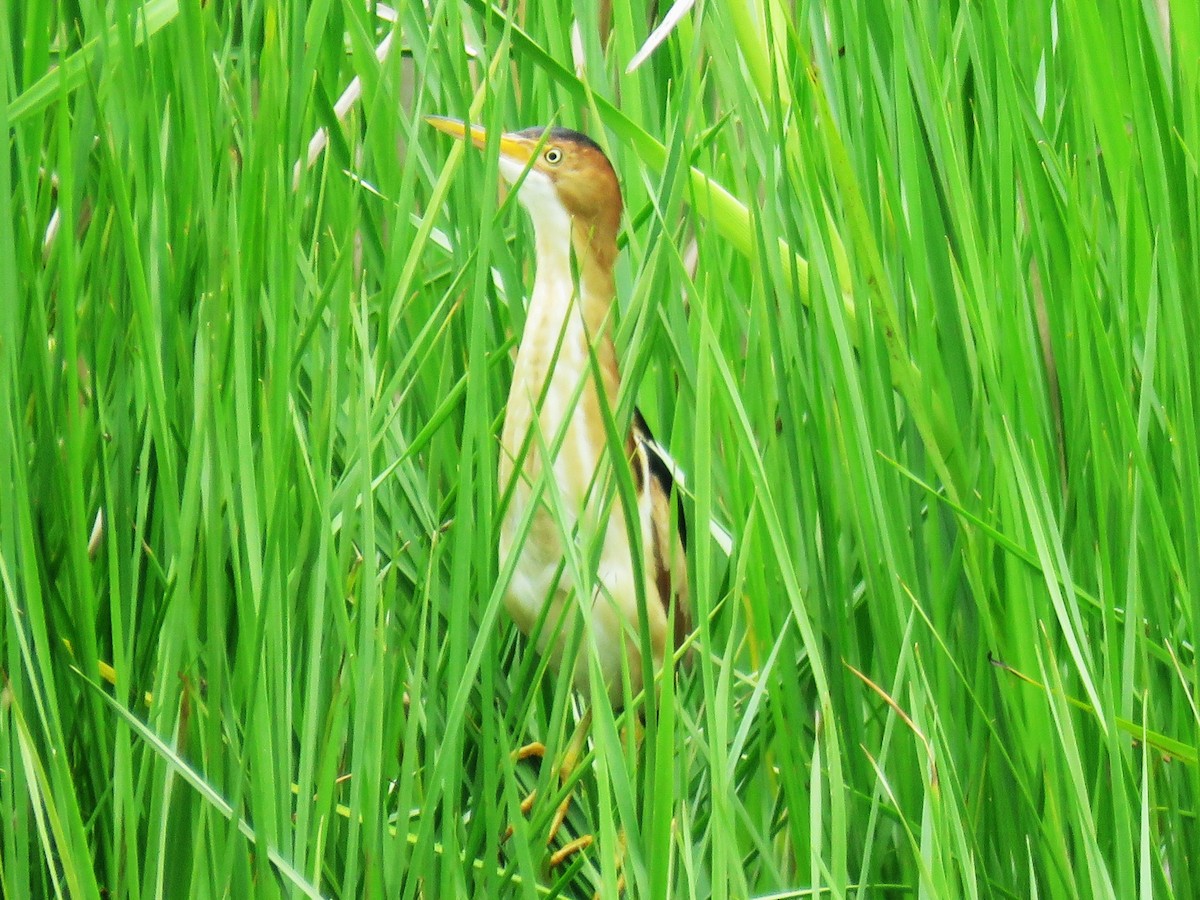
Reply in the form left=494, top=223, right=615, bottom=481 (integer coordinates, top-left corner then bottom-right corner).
left=425, top=115, right=533, bottom=164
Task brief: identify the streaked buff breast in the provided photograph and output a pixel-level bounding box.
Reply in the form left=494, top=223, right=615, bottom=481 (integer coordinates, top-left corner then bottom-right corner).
left=497, top=283, right=667, bottom=705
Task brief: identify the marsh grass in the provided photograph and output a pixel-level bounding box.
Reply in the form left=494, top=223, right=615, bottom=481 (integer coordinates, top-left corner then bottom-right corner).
left=3, top=1, right=1198, bottom=897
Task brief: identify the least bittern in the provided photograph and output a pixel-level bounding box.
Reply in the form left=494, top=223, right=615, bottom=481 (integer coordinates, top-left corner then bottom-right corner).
left=428, top=115, right=690, bottom=863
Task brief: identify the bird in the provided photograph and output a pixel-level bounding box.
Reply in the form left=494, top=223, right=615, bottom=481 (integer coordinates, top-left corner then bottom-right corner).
left=427, top=115, right=690, bottom=863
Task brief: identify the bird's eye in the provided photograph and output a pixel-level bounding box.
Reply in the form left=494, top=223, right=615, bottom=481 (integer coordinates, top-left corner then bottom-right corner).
left=544, top=147, right=563, bottom=165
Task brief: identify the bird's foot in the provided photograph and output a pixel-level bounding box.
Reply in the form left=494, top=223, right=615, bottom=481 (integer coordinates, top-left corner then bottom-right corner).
left=504, top=740, right=594, bottom=867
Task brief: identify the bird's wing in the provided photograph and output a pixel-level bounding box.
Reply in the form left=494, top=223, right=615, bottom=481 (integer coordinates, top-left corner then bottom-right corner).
left=632, top=408, right=691, bottom=652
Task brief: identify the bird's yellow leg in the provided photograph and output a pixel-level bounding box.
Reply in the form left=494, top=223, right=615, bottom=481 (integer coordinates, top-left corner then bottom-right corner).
left=512, top=740, right=548, bottom=812
left=547, top=710, right=592, bottom=844
left=513, top=741, right=548, bottom=763
left=504, top=711, right=595, bottom=866
left=502, top=742, right=545, bottom=841
left=547, top=708, right=594, bottom=865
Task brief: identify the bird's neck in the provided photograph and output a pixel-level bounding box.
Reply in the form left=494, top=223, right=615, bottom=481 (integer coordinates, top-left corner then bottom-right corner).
left=520, top=215, right=620, bottom=400
left=500, top=210, right=622, bottom=496
left=571, top=222, right=619, bottom=336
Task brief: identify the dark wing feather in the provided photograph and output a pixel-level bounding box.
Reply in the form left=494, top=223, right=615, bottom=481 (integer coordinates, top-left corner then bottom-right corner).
left=633, top=408, right=691, bottom=652
left=633, top=408, right=687, bottom=550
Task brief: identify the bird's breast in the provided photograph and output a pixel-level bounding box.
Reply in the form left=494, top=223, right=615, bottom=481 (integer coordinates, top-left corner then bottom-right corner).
left=496, top=304, right=665, bottom=704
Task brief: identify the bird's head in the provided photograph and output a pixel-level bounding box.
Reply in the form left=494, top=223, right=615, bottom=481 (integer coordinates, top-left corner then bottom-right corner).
left=426, top=116, right=623, bottom=248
